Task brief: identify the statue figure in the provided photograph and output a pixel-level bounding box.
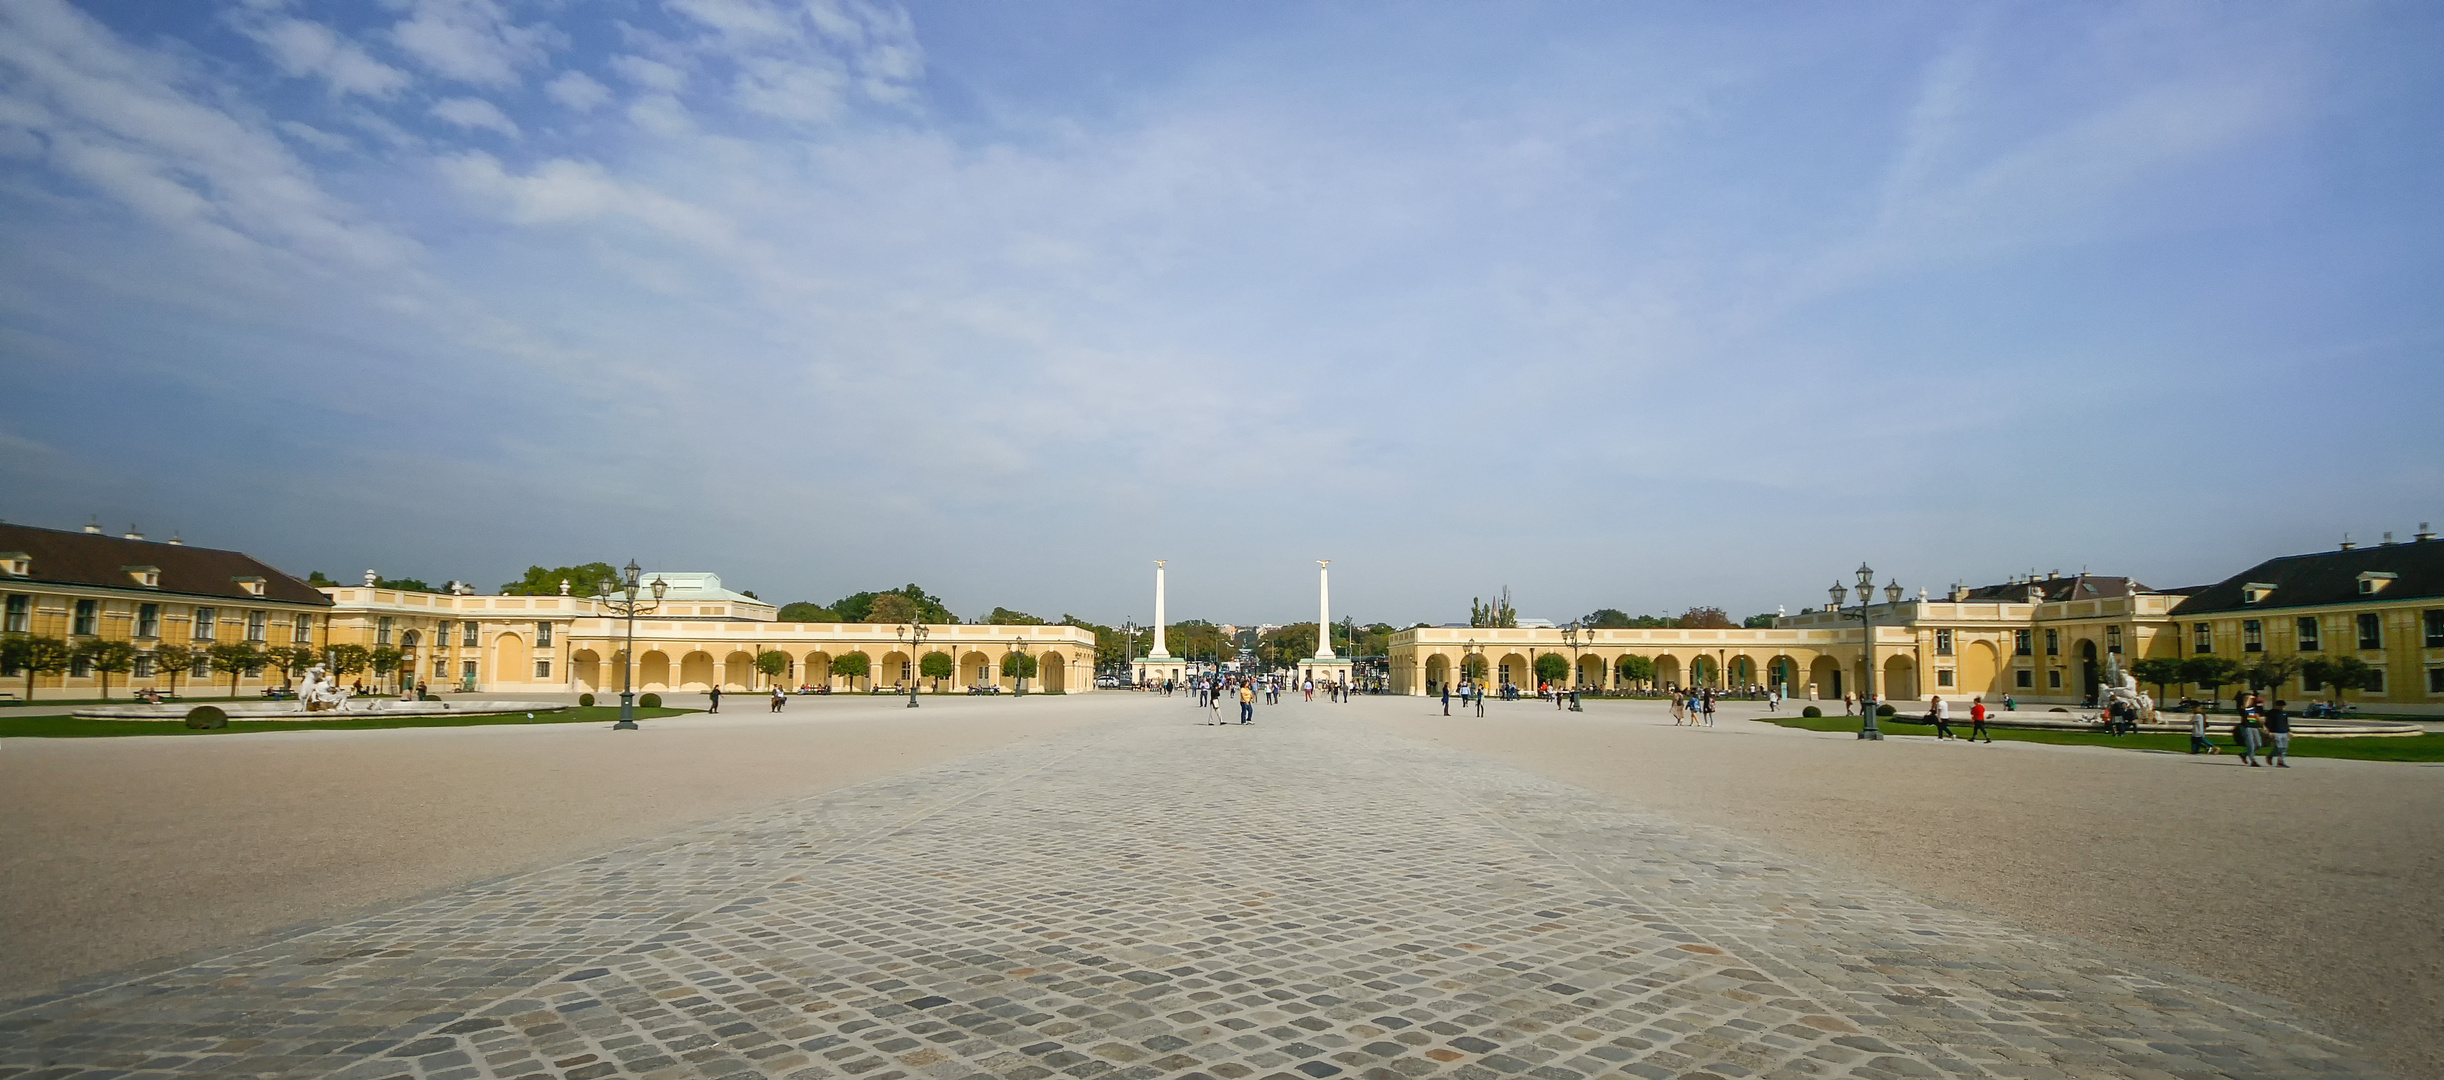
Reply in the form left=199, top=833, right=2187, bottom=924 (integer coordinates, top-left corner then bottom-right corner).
left=298, top=663, right=354, bottom=713
left=2095, top=654, right=2153, bottom=725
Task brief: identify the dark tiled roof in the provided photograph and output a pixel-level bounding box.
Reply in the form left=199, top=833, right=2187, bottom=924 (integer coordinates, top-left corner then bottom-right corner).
left=0, top=523, right=330, bottom=606
left=2171, top=541, right=2444, bottom=615
left=1958, top=574, right=2152, bottom=603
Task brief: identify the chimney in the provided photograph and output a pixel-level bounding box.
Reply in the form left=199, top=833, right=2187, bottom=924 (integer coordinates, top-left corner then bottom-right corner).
left=2049, top=569, right=2061, bottom=579
left=2418, top=522, right=2435, bottom=543
left=2340, top=534, right=2356, bottom=551
left=123, top=525, right=143, bottom=540
left=83, top=516, right=102, bottom=534
left=2381, top=531, right=2397, bottom=546
left=167, top=531, right=183, bottom=546
left=363, top=569, right=379, bottom=587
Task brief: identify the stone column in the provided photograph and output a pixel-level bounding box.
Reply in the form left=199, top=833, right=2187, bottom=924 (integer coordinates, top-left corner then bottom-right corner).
left=1150, top=561, right=1171, bottom=659
left=1315, top=560, right=1335, bottom=658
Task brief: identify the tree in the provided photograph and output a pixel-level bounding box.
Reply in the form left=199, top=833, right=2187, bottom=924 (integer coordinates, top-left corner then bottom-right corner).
left=1461, top=653, right=1488, bottom=682
left=867, top=593, right=920, bottom=624
left=985, top=607, right=1045, bottom=625
left=369, top=646, right=404, bottom=692
left=305, top=571, right=338, bottom=587
left=778, top=602, right=838, bottom=622
left=207, top=642, right=262, bottom=698
left=1533, top=652, right=1569, bottom=686
left=1678, top=606, right=1736, bottom=630
left=2302, top=656, right=2377, bottom=707
left=831, top=651, right=871, bottom=689
left=919, top=651, right=954, bottom=689
left=829, top=584, right=954, bottom=625
left=501, top=562, right=620, bottom=596
left=1257, top=623, right=1319, bottom=670
left=4, top=636, right=72, bottom=702
left=2130, top=657, right=2185, bottom=701
left=2244, top=654, right=2305, bottom=694
left=374, top=576, right=435, bottom=592
left=2180, top=656, right=2240, bottom=698
left=151, top=642, right=196, bottom=699
left=1742, top=613, right=1778, bottom=629
left=1615, top=654, right=1658, bottom=687
left=1000, top=650, right=1039, bottom=691
left=75, top=639, right=137, bottom=700
left=755, top=649, right=789, bottom=687
left=328, top=643, right=370, bottom=687
left=1583, top=608, right=1633, bottom=629
left=260, top=645, right=313, bottom=689
left=1470, top=588, right=1518, bottom=628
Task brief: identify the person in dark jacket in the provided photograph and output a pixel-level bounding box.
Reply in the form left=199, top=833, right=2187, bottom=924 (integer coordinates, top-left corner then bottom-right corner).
left=2264, top=699, right=2292, bottom=768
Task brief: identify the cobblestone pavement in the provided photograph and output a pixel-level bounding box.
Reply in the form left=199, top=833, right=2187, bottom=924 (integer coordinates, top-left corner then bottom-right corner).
left=0, top=704, right=2387, bottom=1080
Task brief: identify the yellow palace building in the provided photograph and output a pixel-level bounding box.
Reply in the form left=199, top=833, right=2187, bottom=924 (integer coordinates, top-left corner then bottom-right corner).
left=0, top=521, right=1094, bottom=700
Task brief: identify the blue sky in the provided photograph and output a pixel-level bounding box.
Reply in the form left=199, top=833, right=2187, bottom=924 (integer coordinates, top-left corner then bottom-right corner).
left=1, top=0, right=2439, bottom=626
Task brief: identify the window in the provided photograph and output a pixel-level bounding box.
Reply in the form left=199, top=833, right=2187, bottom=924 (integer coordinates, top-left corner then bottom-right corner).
left=463, top=622, right=479, bottom=647
left=537, top=621, right=553, bottom=648
left=2193, top=623, right=2213, bottom=654
left=534, top=659, right=552, bottom=679
left=2107, top=625, right=2123, bottom=654
left=434, top=656, right=448, bottom=677
left=2430, top=667, right=2444, bottom=694
left=2242, top=620, right=2262, bottom=653
left=434, top=621, right=451, bottom=648
left=192, top=607, right=215, bottom=641
left=2297, top=617, right=2321, bottom=651
left=2014, top=629, right=2032, bottom=656
left=2016, top=669, right=2033, bottom=688
left=2365, top=668, right=2385, bottom=693
left=72, top=599, right=98, bottom=636
left=137, top=603, right=159, bottom=639
left=71, top=652, right=93, bottom=676
left=2047, top=670, right=2062, bottom=688
left=377, top=617, right=393, bottom=646
left=134, top=653, right=155, bottom=678
left=2358, top=613, right=2382, bottom=651
left=293, top=614, right=314, bottom=644
left=2044, top=629, right=2060, bottom=656
left=462, top=660, right=478, bottom=681
left=4, top=595, right=25, bottom=633
left=2425, top=610, right=2444, bottom=649
left=190, top=656, right=211, bottom=678
left=246, top=610, right=267, bottom=643
left=1936, top=669, right=1955, bottom=686
left=1935, top=629, right=1954, bottom=656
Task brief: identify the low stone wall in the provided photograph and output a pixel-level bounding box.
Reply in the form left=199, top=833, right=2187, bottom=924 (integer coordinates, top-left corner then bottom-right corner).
left=73, top=700, right=570, bottom=721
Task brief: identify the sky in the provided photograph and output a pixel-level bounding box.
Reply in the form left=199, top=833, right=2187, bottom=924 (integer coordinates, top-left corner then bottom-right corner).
left=1, top=0, right=2440, bottom=628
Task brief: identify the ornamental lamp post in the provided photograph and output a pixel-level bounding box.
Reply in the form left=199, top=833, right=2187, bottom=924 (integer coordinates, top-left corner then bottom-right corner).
left=897, top=622, right=928, bottom=708
left=1834, top=561, right=1900, bottom=741
left=1560, top=621, right=1585, bottom=711
left=1121, top=619, right=1136, bottom=688
left=595, top=560, right=668, bottom=730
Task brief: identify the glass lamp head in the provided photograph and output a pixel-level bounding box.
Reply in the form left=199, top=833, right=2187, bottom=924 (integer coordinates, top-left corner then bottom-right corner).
left=1829, top=582, right=1847, bottom=608
left=1885, top=579, right=1903, bottom=604
left=650, top=576, right=669, bottom=601
left=623, top=560, right=641, bottom=588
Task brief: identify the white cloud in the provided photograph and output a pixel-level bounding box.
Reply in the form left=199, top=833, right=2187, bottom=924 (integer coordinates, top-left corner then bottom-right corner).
left=544, top=70, right=610, bottom=112
left=609, top=53, right=688, bottom=92
left=732, top=56, right=844, bottom=123
left=439, top=151, right=735, bottom=249
left=277, top=119, right=353, bottom=152
left=240, top=16, right=412, bottom=99
left=389, top=0, right=553, bottom=87
left=430, top=96, right=520, bottom=138
left=669, top=0, right=800, bottom=43
left=627, top=93, right=693, bottom=136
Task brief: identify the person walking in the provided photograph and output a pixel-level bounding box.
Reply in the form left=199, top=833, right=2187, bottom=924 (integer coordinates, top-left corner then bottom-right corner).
left=1239, top=682, right=1255, bottom=724
left=1441, top=683, right=1452, bottom=716
left=2234, top=697, right=2263, bottom=766
left=770, top=685, right=785, bottom=713
left=2264, top=698, right=2292, bottom=767
left=1843, top=691, right=1856, bottom=716
left=1472, top=681, right=1486, bottom=717
left=2189, top=703, right=2215, bottom=754
left=1968, top=696, right=1992, bottom=743
left=707, top=686, right=721, bottom=714
left=1670, top=691, right=1686, bottom=726
left=1701, top=689, right=1717, bottom=727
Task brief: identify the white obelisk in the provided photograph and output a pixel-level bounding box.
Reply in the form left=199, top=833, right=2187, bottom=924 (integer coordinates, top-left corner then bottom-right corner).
left=1149, top=560, right=1171, bottom=659
left=1315, top=560, right=1335, bottom=658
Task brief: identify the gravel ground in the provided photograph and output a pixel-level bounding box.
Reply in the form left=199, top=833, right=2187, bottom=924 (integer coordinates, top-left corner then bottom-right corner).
left=0, top=694, right=1116, bottom=1002
left=1374, top=695, right=2444, bottom=1080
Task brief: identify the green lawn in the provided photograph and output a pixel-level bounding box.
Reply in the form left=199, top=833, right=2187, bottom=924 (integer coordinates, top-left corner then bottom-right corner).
left=0, top=706, right=699, bottom=739
left=1750, top=713, right=2444, bottom=762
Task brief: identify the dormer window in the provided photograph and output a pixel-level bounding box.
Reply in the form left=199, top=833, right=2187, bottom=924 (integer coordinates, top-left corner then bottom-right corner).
left=232, top=576, right=267, bottom=597
left=2358, top=571, right=2397, bottom=596
left=0, top=552, right=28, bottom=577
left=2241, top=582, right=2277, bottom=604
left=124, top=565, right=161, bottom=588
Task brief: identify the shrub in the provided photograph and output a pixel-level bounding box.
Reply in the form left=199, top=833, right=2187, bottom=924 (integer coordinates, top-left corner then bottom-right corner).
left=579, top=692, right=596, bottom=708
left=184, top=705, right=228, bottom=730
left=1876, top=703, right=1897, bottom=717
left=1801, top=705, right=1822, bottom=718
left=638, top=692, right=662, bottom=709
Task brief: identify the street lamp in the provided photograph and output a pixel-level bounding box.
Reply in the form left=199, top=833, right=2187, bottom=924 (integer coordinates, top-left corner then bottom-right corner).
left=1121, top=619, right=1136, bottom=689
left=594, top=560, right=668, bottom=730
left=1831, top=561, right=1900, bottom=741
left=1560, top=621, right=1585, bottom=711
left=897, top=622, right=928, bottom=708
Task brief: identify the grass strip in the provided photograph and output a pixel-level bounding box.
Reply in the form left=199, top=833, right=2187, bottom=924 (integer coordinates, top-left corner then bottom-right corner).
left=0, top=706, right=700, bottom=739
left=1749, top=714, right=2444, bottom=762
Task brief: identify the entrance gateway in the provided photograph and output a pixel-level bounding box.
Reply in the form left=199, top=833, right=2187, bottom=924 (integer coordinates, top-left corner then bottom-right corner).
left=1130, top=559, right=1352, bottom=688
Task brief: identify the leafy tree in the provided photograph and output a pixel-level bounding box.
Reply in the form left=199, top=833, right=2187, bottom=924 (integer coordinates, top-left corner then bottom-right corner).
left=151, top=642, right=196, bottom=698
left=305, top=571, right=338, bottom=586
left=755, top=649, right=789, bottom=686
left=868, top=593, right=920, bottom=624
left=778, top=602, right=838, bottom=622
left=2244, top=654, right=2305, bottom=694
left=2302, top=656, right=2377, bottom=707
left=831, top=651, right=871, bottom=689
left=920, top=651, right=954, bottom=688
left=1615, top=654, right=1658, bottom=686
left=1533, top=652, right=1569, bottom=686
left=2180, top=656, right=2240, bottom=697
left=501, top=562, right=620, bottom=596
left=2130, top=657, right=2185, bottom=701
left=1583, top=608, right=1634, bottom=629
left=1258, top=623, right=1319, bottom=669
left=830, top=584, right=954, bottom=625
left=74, top=639, right=137, bottom=699
left=985, top=607, right=1045, bottom=625
left=260, top=645, right=313, bottom=689
left=3, top=635, right=72, bottom=702
left=1678, top=606, right=1736, bottom=630
left=1470, top=587, right=1518, bottom=628
left=1742, top=612, right=1779, bottom=629
left=207, top=642, right=262, bottom=698
left=1000, top=650, right=1039, bottom=691
left=1461, top=654, right=1488, bottom=682
left=1164, top=621, right=1233, bottom=664
left=374, top=577, right=435, bottom=592
left=369, top=646, right=404, bottom=692
left=328, top=643, right=371, bottom=686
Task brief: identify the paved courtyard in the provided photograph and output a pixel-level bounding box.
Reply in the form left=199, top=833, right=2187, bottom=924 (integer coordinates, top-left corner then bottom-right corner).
left=0, top=701, right=2394, bottom=1080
